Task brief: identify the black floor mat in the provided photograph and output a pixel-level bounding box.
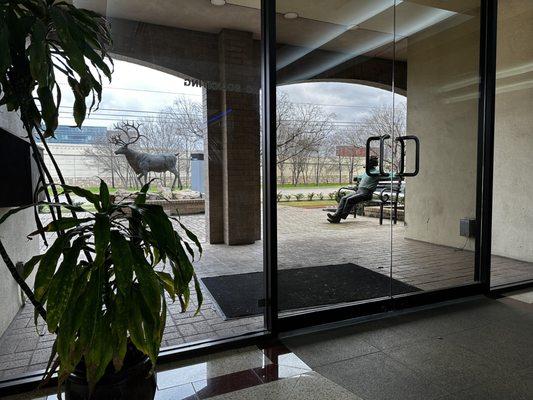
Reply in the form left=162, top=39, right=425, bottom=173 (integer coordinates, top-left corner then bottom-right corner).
left=201, top=263, right=420, bottom=319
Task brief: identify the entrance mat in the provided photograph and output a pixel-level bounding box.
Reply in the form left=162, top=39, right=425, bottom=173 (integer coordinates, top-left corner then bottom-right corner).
left=201, top=263, right=420, bottom=319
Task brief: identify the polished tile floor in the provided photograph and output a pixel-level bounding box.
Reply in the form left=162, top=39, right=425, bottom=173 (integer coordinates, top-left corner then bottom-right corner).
left=3, top=291, right=533, bottom=399
left=1, top=207, right=532, bottom=379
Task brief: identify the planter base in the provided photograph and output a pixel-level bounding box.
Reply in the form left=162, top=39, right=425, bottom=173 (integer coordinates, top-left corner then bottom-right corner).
left=65, top=354, right=156, bottom=400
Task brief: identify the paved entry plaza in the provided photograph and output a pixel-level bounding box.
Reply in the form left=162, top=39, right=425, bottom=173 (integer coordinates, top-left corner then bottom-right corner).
left=0, top=206, right=532, bottom=379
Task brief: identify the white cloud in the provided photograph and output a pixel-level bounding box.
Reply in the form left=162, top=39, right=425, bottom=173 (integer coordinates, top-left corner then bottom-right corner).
left=57, top=59, right=202, bottom=128
left=57, top=59, right=406, bottom=131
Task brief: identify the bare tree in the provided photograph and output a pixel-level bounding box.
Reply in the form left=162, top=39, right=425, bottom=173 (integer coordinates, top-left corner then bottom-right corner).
left=166, top=98, right=205, bottom=186
left=359, top=105, right=407, bottom=171
left=84, top=132, right=135, bottom=188
left=138, top=98, right=205, bottom=188
left=276, top=93, right=335, bottom=165
left=276, top=93, right=335, bottom=185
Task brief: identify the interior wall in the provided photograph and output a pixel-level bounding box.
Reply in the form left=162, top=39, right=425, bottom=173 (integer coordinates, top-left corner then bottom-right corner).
left=0, top=108, right=39, bottom=336
left=403, top=13, right=480, bottom=250
left=491, top=0, right=533, bottom=262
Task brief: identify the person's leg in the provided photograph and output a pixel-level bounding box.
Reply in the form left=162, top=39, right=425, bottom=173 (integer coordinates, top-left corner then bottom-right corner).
left=334, top=195, right=348, bottom=215
left=338, top=191, right=372, bottom=219
left=328, top=193, right=351, bottom=220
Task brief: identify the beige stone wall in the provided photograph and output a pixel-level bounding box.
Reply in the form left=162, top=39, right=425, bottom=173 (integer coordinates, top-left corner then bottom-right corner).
left=491, top=0, right=533, bottom=262
left=403, top=12, right=480, bottom=250
left=0, top=108, right=39, bottom=336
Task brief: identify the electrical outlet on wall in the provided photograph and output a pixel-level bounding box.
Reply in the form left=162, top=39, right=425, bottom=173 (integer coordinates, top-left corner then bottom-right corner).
left=460, top=218, right=476, bottom=238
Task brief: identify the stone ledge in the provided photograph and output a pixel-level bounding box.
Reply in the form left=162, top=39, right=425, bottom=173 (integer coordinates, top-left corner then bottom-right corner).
left=145, top=198, right=205, bottom=216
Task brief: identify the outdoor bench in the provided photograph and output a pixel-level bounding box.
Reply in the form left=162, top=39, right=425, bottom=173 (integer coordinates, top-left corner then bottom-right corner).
left=336, top=177, right=404, bottom=225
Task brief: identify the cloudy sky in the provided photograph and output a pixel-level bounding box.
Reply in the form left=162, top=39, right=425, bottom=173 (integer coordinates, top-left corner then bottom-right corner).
left=57, top=59, right=406, bottom=132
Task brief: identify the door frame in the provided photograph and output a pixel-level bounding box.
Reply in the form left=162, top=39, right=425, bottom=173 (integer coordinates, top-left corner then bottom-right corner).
left=0, top=0, right=503, bottom=395
left=273, top=0, right=499, bottom=333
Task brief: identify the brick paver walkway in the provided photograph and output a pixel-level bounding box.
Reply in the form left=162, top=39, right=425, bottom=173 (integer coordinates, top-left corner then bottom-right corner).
left=0, top=206, right=531, bottom=380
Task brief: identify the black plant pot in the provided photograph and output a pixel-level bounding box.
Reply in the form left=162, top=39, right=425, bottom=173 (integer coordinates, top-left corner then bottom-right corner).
left=65, top=347, right=157, bottom=400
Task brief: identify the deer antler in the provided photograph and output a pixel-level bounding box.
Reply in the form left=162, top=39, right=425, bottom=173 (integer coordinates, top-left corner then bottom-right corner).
left=108, top=131, right=126, bottom=146
left=110, top=120, right=144, bottom=146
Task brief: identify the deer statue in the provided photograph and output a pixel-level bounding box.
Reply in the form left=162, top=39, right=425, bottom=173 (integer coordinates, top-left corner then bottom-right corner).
left=110, top=121, right=180, bottom=189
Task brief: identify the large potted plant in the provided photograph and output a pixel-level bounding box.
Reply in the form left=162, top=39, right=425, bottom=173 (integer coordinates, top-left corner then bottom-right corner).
left=0, top=1, right=203, bottom=399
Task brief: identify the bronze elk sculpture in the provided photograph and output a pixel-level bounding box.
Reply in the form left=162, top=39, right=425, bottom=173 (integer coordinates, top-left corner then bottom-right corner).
left=110, top=121, right=181, bottom=189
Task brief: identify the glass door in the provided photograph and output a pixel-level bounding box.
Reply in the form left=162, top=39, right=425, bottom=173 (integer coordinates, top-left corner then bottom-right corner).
left=490, top=1, right=533, bottom=288
left=275, top=0, right=396, bottom=316
left=392, top=0, right=482, bottom=295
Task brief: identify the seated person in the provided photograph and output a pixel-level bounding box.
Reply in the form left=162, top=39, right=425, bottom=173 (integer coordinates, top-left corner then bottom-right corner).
left=327, top=156, right=381, bottom=223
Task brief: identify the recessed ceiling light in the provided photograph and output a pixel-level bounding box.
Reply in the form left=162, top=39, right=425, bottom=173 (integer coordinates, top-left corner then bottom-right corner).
left=211, top=0, right=226, bottom=5
left=283, top=12, right=299, bottom=20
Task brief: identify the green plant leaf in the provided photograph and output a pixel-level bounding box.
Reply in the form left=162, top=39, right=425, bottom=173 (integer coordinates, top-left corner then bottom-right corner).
left=156, top=271, right=175, bottom=301
left=109, top=231, right=133, bottom=296
left=93, top=213, right=110, bottom=267
left=57, top=281, right=87, bottom=373
left=78, top=267, right=104, bottom=382
left=135, top=204, right=175, bottom=252
left=0, top=20, right=11, bottom=76
left=128, top=287, right=148, bottom=355
left=46, top=238, right=84, bottom=332
left=60, top=184, right=100, bottom=207
left=193, top=274, right=204, bottom=315
left=29, top=217, right=92, bottom=236
left=28, top=19, right=47, bottom=86
left=34, top=234, right=71, bottom=301
left=133, top=258, right=161, bottom=317
left=22, top=254, right=42, bottom=279
left=73, top=92, right=87, bottom=127
left=85, top=312, right=113, bottom=391
left=99, top=179, right=110, bottom=210
left=49, top=7, right=87, bottom=76
left=37, top=86, right=58, bottom=135
left=177, top=220, right=203, bottom=257
left=111, top=293, right=128, bottom=371
left=134, top=180, right=155, bottom=205
left=135, top=287, right=159, bottom=368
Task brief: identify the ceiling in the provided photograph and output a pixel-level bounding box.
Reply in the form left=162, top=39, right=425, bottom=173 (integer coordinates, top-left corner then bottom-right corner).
left=73, top=0, right=479, bottom=74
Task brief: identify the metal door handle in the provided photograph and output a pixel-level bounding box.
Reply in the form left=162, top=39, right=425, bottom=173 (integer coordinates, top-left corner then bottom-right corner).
left=379, top=134, right=391, bottom=177
left=396, top=135, right=420, bottom=177
left=365, top=135, right=392, bottom=177
left=366, top=136, right=381, bottom=177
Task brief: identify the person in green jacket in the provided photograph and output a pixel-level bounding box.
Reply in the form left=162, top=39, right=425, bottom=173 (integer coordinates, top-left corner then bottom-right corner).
left=327, top=156, right=381, bottom=223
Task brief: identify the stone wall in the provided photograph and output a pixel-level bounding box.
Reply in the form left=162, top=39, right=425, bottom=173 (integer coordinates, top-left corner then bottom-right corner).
left=403, top=12, right=480, bottom=251
left=0, top=108, right=39, bottom=336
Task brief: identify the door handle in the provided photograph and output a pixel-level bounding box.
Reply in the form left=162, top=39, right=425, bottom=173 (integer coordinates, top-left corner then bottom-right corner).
left=365, top=136, right=381, bottom=177
left=366, top=135, right=392, bottom=177
left=396, top=135, right=420, bottom=177
left=379, top=134, right=391, bottom=177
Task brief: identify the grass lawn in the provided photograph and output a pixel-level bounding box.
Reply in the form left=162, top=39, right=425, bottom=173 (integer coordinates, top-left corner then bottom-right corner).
left=47, top=186, right=190, bottom=196
left=82, top=186, right=185, bottom=194
left=277, top=183, right=350, bottom=189
left=280, top=200, right=337, bottom=209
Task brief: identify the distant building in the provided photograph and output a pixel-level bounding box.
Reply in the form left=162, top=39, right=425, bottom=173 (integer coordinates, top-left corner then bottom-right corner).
left=38, top=125, right=107, bottom=144
left=336, top=146, right=367, bottom=158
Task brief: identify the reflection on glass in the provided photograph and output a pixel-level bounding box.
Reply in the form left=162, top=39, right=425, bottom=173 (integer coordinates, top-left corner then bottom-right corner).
left=491, top=2, right=533, bottom=287
left=276, top=0, right=395, bottom=314
left=276, top=0, right=482, bottom=316
left=393, top=0, right=481, bottom=293
left=0, top=0, right=264, bottom=381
